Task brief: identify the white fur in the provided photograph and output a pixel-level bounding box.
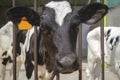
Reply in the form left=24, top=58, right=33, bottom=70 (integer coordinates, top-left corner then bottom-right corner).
left=0, top=21, right=13, bottom=57
left=45, top=1, right=72, bottom=26
left=38, top=65, right=46, bottom=79
left=0, top=21, right=13, bottom=80
left=24, top=27, right=39, bottom=52
left=24, top=27, right=34, bottom=52
left=86, top=26, right=120, bottom=80
left=0, top=21, right=23, bottom=80
left=44, top=70, right=53, bottom=80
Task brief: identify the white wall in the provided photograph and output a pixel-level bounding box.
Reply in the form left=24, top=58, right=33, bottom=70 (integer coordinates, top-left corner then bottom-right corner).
left=107, top=5, right=120, bottom=27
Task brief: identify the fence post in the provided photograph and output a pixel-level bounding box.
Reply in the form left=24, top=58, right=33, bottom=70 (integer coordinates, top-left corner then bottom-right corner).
left=12, top=0, right=17, bottom=80
left=13, top=24, right=17, bottom=80
left=100, top=0, right=105, bottom=80
left=34, top=0, right=38, bottom=80
left=78, top=24, right=82, bottom=80
left=100, top=16, right=105, bottom=80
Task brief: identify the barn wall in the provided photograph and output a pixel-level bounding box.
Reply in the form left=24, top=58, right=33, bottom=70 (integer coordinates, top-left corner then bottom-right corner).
left=0, top=7, right=10, bottom=27
left=107, top=5, right=120, bottom=27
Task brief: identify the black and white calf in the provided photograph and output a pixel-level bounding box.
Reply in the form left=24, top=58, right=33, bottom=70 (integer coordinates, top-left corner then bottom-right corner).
left=0, top=21, right=13, bottom=80
left=0, top=6, right=41, bottom=80
left=86, top=26, right=120, bottom=80
left=0, top=21, right=30, bottom=80
left=7, top=0, right=108, bottom=80
left=0, top=21, right=39, bottom=80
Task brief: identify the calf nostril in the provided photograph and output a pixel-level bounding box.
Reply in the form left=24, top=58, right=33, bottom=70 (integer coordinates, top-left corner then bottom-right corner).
left=57, top=60, right=63, bottom=68
left=72, top=59, right=79, bottom=69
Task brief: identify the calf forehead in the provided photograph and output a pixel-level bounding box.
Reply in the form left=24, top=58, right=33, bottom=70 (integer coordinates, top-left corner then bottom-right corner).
left=45, top=1, right=72, bottom=26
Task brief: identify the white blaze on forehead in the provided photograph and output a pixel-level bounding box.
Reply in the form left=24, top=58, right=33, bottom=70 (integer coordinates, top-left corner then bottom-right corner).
left=45, top=1, right=72, bottom=26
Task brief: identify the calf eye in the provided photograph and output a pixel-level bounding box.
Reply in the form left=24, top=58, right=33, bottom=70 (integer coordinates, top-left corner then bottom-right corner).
left=70, top=24, right=79, bottom=32
left=41, top=26, right=52, bottom=35
left=57, top=60, right=63, bottom=68
left=75, top=26, right=79, bottom=32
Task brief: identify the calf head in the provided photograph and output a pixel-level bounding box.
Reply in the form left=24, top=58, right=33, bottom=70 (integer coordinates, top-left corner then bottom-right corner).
left=40, top=0, right=108, bottom=74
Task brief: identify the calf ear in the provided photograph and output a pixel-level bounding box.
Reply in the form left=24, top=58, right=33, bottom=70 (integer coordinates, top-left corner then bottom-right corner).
left=7, top=7, right=40, bottom=26
left=78, top=3, right=108, bottom=24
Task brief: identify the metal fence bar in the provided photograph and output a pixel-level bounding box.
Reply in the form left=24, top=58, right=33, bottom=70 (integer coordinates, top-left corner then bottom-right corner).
left=34, top=0, right=37, bottom=11
left=12, top=0, right=15, bottom=7
left=100, top=0, right=105, bottom=80
left=34, top=26, right=38, bottom=80
left=56, top=73, right=60, bottom=80
left=12, top=0, right=17, bottom=80
left=34, top=0, right=38, bottom=80
left=78, top=24, right=82, bottom=80
left=100, top=18, right=105, bottom=80
left=13, top=24, right=17, bottom=80
left=34, top=25, right=38, bottom=80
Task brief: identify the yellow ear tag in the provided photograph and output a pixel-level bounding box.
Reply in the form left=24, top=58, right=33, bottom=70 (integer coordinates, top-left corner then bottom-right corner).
left=18, top=17, right=32, bottom=30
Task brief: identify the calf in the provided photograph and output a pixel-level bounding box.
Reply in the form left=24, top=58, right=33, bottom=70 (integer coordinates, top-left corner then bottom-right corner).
left=0, top=6, right=40, bottom=80
left=7, top=6, right=41, bottom=80
left=7, top=0, right=108, bottom=80
left=0, top=21, right=28, bottom=80
left=86, top=26, right=120, bottom=80
left=0, top=21, right=13, bottom=80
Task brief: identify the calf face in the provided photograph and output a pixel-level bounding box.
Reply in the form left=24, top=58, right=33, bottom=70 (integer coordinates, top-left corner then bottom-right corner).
left=40, top=0, right=108, bottom=74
